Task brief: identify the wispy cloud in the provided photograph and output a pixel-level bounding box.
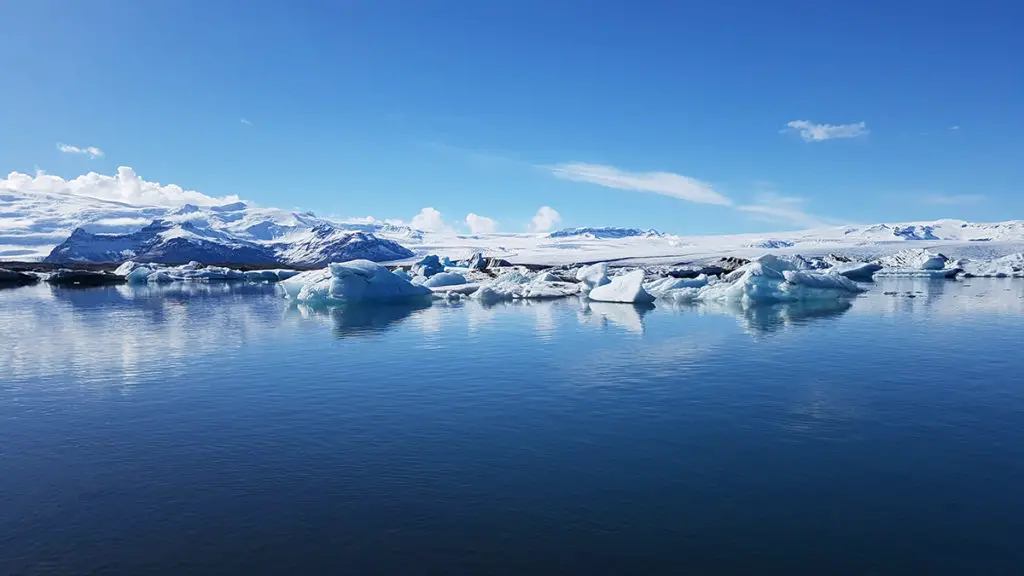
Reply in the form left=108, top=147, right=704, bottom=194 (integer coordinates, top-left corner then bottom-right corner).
left=948, top=125, right=960, bottom=131
left=530, top=206, right=562, bottom=232
left=240, top=118, right=253, bottom=126
left=737, top=192, right=837, bottom=228
left=465, top=213, right=498, bottom=234
left=57, top=142, right=104, bottom=159
left=925, top=194, right=984, bottom=205
left=548, top=162, right=732, bottom=206
left=783, top=120, right=869, bottom=142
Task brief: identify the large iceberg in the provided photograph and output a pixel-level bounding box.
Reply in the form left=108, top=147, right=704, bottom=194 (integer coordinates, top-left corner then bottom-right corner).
left=587, top=270, right=656, bottom=304
left=279, top=259, right=432, bottom=303
left=115, top=260, right=298, bottom=283
left=683, top=256, right=865, bottom=306
left=472, top=270, right=580, bottom=303
left=957, top=253, right=1024, bottom=278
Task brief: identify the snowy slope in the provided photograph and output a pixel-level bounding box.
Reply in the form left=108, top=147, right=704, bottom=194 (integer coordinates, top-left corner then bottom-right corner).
left=6, top=175, right=1024, bottom=266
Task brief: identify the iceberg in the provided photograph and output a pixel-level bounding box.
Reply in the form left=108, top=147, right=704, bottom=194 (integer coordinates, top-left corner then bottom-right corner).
left=587, top=270, right=656, bottom=304
left=644, top=274, right=709, bottom=298
left=575, top=262, right=611, bottom=289
left=411, top=255, right=444, bottom=278
left=422, top=272, right=468, bottom=288
left=830, top=261, right=881, bottom=281
left=471, top=270, right=580, bottom=303
left=876, top=249, right=950, bottom=271
left=694, top=260, right=864, bottom=305
left=279, top=259, right=432, bottom=304
left=125, top=266, right=156, bottom=284
left=957, top=253, right=1024, bottom=278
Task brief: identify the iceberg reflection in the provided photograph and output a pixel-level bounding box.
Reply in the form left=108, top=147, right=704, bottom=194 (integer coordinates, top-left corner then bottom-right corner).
left=290, top=301, right=432, bottom=338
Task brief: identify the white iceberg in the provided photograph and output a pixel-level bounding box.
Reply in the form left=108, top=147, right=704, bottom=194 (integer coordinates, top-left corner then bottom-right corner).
left=587, top=270, right=656, bottom=304
left=643, top=274, right=709, bottom=298
left=830, top=261, right=881, bottom=281
left=876, top=249, right=950, bottom=271
left=957, top=253, right=1024, bottom=278
left=279, top=259, right=432, bottom=303
left=422, top=271, right=467, bottom=288
left=125, top=266, right=156, bottom=284
left=575, top=263, right=610, bottom=289
left=695, top=260, right=864, bottom=305
left=471, top=270, right=580, bottom=303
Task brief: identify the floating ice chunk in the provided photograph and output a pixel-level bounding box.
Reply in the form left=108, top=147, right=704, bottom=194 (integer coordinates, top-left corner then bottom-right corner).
left=114, top=261, right=145, bottom=276
left=244, top=270, right=280, bottom=282
left=147, top=270, right=175, bottom=283
left=697, top=263, right=864, bottom=305
left=391, top=268, right=412, bottom=280
left=877, top=249, right=949, bottom=271
left=186, top=266, right=246, bottom=281
left=430, top=283, right=479, bottom=297
left=644, top=274, right=709, bottom=297
left=466, top=252, right=486, bottom=270
left=535, top=271, right=559, bottom=283
left=125, top=266, right=156, bottom=284
left=830, top=262, right=881, bottom=281
left=422, top=272, right=467, bottom=288
left=280, top=259, right=432, bottom=303
left=957, top=253, right=1024, bottom=278
left=471, top=270, right=580, bottom=302
left=575, top=263, right=610, bottom=288
left=587, top=270, right=656, bottom=304
left=411, top=255, right=444, bottom=278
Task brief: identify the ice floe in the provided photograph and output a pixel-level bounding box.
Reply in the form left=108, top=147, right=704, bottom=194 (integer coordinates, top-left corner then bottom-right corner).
left=587, top=270, right=656, bottom=304
left=279, top=259, right=432, bottom=304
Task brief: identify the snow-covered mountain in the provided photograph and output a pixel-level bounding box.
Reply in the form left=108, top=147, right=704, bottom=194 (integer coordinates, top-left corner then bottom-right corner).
left=5, top=171, right=1024, bottom=267
left=548, top=227, right=662, bottom=239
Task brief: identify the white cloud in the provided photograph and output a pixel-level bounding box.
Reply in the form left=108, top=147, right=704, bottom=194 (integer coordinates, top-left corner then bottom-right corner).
left=784, top=120, right=869, bottom=142
left=465, top=213, right=497, bottom=234
left=925, top=194, right=983, bottom=205
left=57, top=142, right=104, bottom=159
left=530, top=206, right=562, bottom=232
left=549, top=162, right=732, bottom=206
left=737, top=192, right=835, bottom=228
left=1, top=166, right=239, bottom=207
left=410, top=207, right=449, bottom=232
left=948, top=125, right=960, bottom=131
left=240, top=118, right=253, bottom=126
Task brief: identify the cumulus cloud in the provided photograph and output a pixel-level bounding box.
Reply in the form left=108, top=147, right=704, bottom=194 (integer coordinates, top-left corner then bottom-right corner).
left=737, top=192, right=836, bottom=228
left=925, top=194, right=984, bottom=205
left=784, top=120, right=869, bottom=142
left=549, top=162, right=732, bottom=206
left=57, top=143, right=104, bottom=159
left=1, top=166, right=239, bottom=207
left=410, top=207, right=450, bottom=232
left=465, top=213, right=497, bottom=234
left=530, top=206, right=562, bottom=232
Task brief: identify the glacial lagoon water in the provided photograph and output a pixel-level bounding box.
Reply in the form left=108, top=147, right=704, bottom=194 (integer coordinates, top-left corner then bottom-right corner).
left=2, top=279, right=1024, bottom=574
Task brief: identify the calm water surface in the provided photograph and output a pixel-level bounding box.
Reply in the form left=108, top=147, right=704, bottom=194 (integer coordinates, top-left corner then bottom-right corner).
left=2, top=279, right=1024, bottom=574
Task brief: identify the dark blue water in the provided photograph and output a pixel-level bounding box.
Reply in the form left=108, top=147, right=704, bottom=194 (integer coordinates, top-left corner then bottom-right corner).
left=3, top=279, right=1024, bottom=574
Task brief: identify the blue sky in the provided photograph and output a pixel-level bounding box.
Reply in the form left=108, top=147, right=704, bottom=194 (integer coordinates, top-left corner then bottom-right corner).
left=2, top=0, right=1022, bottom=234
